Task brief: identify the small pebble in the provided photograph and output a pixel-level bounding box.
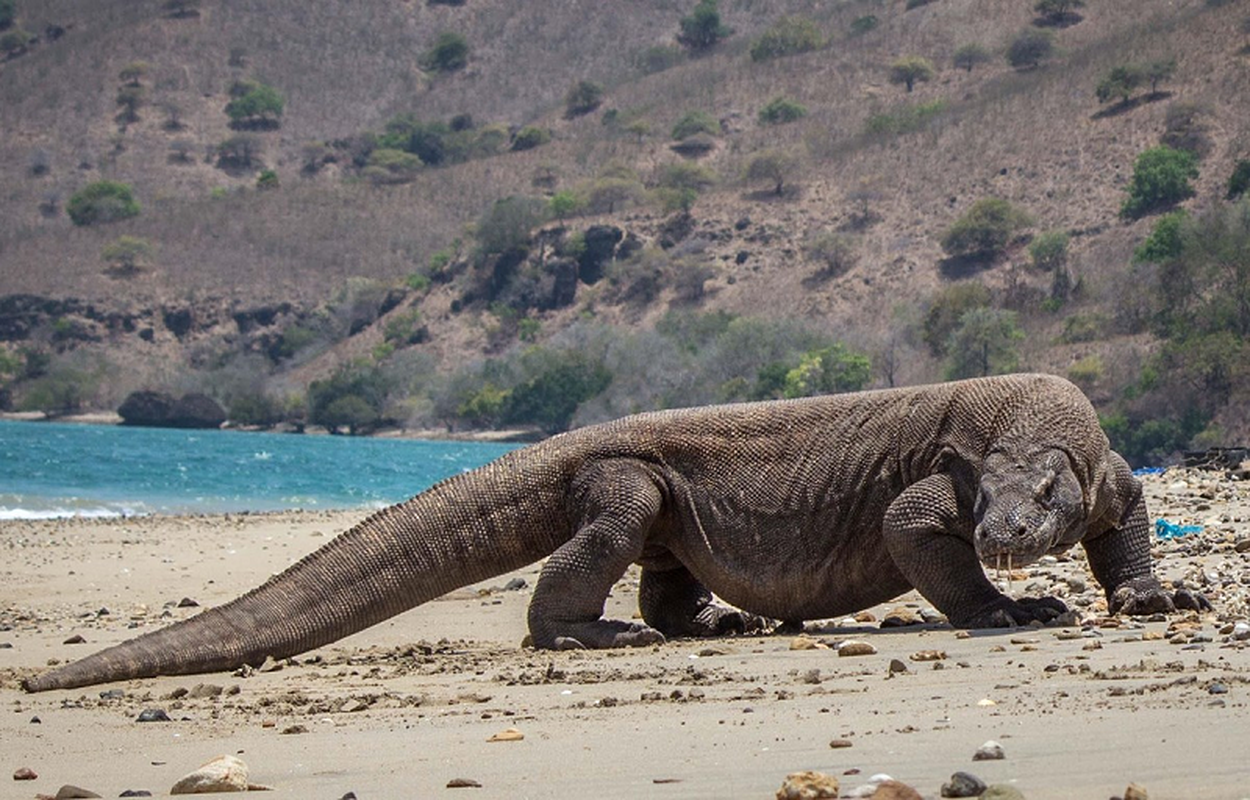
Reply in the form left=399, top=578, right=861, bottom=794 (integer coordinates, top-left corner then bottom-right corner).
left=176, top=597, right=200, bottom=607
left=503, top=577, right=527, bottom=591
left=973, top=740, right=1005, bottom=761
left=54, top=786, right=101, bottom=799
left=1208, top=683, right=1228, bottom=695
left=136, top=708, right=171, bottom=723
left=869, top=779, right=923, bottom=799
left=776, top=770, right=839, bottom=799
left=13, top=766, right=38, bottom=780
left=1231, top=622, right=1250, bottom=641
left=888, top=659, right=909, bottom=674
left=980, top=786, right=1025, bottom=800
left=829, top=738, right=853, bottom=749
left=941, top=771, right=987, bottom=798
left=63, top=635, right=87, bottom=645
left=1124, top=783, right=1149, bottom=800
left=447, top=778, right=482, bottom=788
left=119, top=792, right=153, bottom=798
left=486, top=727, right=524, bottom=742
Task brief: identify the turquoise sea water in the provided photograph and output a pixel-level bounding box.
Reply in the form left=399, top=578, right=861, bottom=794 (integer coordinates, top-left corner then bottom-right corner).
left=0, top=419, right=518, bottom=519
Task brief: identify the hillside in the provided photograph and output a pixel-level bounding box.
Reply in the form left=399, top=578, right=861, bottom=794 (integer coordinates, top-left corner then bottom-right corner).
left=1, top=0, right=1247, bottom=461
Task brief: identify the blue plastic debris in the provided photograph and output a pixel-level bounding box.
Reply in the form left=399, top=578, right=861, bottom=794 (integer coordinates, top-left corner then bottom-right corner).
left=1133, top=467, right=1167, bottom=476
left=1155, top=518, right=1202, bottom=539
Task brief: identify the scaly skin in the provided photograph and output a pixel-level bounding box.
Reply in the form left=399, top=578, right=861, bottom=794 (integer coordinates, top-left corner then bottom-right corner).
left=23, top=374, right=1206, bottom=692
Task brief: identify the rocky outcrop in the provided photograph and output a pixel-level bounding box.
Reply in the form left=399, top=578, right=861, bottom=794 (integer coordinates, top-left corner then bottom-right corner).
left=118, top=391, right=225, bottom=429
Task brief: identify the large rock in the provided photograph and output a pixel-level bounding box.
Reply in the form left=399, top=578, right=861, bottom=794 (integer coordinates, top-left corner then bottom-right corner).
left=118, top=390, right=177, bottom=426
left=169, top=393, right=226, bottom=429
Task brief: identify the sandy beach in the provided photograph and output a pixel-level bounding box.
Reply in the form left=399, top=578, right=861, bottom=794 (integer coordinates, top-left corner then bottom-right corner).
left=2, top=471, right=1249, bottom=799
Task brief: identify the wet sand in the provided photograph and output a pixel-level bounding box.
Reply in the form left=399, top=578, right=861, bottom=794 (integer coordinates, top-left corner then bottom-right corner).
left=2, top=471, right=1248, bottom=799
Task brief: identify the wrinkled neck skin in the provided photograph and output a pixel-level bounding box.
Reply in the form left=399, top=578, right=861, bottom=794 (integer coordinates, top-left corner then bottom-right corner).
left=971, top=435, right=1104, bottom=570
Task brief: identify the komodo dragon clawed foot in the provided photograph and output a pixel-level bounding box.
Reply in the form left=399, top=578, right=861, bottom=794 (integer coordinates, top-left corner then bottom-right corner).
left=550, top=620, right=666, bottom=650
left=1109, top=576, right=1212, bottom=616
left=953, top=595, right=1070, bottom=628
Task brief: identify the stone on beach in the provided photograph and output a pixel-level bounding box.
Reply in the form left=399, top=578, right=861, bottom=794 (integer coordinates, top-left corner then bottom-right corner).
left=775, top=770, right=839, bottom=799
left=973, top=740, right=1005, bottom=761
left=169, top=754, right=249, bottom=794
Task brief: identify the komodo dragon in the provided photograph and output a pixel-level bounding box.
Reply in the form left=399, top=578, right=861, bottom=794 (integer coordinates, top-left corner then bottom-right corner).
left=24, top=373, right=1207, bottom=692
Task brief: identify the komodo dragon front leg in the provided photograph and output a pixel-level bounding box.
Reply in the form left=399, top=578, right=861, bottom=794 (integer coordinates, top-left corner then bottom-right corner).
left=526, top=459, right=668, bottom=650
left=882, top=473, right=1068, bottom=627
left=1083, top=453, right=1210, bottom=615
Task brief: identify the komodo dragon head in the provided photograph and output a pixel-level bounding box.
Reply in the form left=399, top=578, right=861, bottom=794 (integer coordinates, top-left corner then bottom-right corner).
left=972, top=448, right=1089, bottom=570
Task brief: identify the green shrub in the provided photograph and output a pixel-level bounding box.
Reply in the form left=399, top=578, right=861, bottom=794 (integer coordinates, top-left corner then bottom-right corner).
left=888, top=56, right=935, bottom=92
left=0, top=28, right=30, bottom=56
left=216, top=134, right=265, bottom=170
left=100, top=236, right=154, bottom=274
left=863, top=99, right=947, bottom=136
left=940, top=198, right=1032, bottom=259
left=18, top=365, right=96, bottom=416
left=502, top=352, right=612, bottom=433
left=307, top=362, right=391, bottom=434
left=475, top=196, right=546, bottom=255
left=678, top=0, right=731, bottom=51
left=758, top=95, right=807, bottom=125
left=849, top=15, right=878, bottom=36
left=1028, top=230, right=1069, bottom=272
left=1120, top=145, right=1198, bottom=219
left=1067, top=354, right=1103, bottom=388
left=548, top=190, right=582, bottom=221
left=1034, top=0, right=1084, bottom=24
left=781, top=344, right=871, bottom=398
left=115, top=85, right=146, bottom=123
left=1228, top=160, right=1250, bottom=200
left=671, top=110, right=719, bottom=140
left=256, top=169, right=279, bottom=190
left=383, top=310, right=425, bottom=345
left=1095, top=64, right=1144, bottom=104
left=1161, top=101, right=1212, bottom=159
left=511, top=126, right=551, bottom=151
left=424, top=32, right=469, bottom=73
left=953, top=43, right=992, bottom=72
left=1006, top=28, right=1054, bottom=68
left=749, top=16, right=823, bottom=62
left=224, top=79, right=284, bottom=126
left=227, top=391, right=283, bottom=427
left=923, top=282, right=991, bottom=356
left=67, top=181, right=140, bottom=226
left=658, top=162, right=718, bottom=193
left=363, top=148, right=423, bottom=184
left=586, top=177, right=645, bottom=214
left=744, top=149, right=799, bottom=196
left=1133, top=210, right=1188, bottom=263
left=805, top=232, right=858, bottom=278
left=565, top=80, right=604, bottom=117
left=635, top=44, right=685, bottom=74
left=944, top=308, right=1023, bottom=379
left=0, top=0, right=14, bottom=29
left=905, top=0, right=936, bottom=9
left=1059, top=313, right=1107, bottom=343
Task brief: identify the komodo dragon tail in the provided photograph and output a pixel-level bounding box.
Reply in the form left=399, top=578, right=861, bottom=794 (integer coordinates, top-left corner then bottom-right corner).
left=23, top=446, right=573, bottom=692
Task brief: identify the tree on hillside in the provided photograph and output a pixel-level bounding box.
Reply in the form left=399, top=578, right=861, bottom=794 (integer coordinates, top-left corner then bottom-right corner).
left=1006, top=29, right=1054, bottom=68
left=1228, top=160, right=1250, bottom=200
left=225, top=80, right=284, bottom=128
left=944, top=308, right=1023, bottom=379
left=66, top=181, right=140, bottom=226
left=1120, top=145, right=1198, bottom=219
left=116, top=85, right=146, bottom=123
left=953, top=43, right=992, bottom=72
left=678, top=0, right=731, bottom=52
left=565, top=80, right=604, bottom=117
left=744, top=149, right=799, bottom=196
left=118, top=61, right=149, bottom=87
left=423, top=31, right=469, bottom=73
left=940, top=198, right=1033, bottom=260
left=1033, top=0, right=1085, bottom=26
left=1143, top=58, right=1177, bottom=95
left=0, top=0, right=14, bottom=30
left=1029, top=230, right=1072, bottom=301
left=1095, top=64, right=1144, bottom=105
left=101, top=236, right=155, bottom=276
left=216, top=134, right=265, bottom=170
left=889, top=56, right=935, bottom=92
left=0, top=26, right=30, bottom=56
left=758, top=95, right=807, bottom=125
left=163, top=0, right=200, bottom=18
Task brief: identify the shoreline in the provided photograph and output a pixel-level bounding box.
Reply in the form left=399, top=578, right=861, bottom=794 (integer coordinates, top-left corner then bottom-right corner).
left=0, top=410, right=545, bottom=443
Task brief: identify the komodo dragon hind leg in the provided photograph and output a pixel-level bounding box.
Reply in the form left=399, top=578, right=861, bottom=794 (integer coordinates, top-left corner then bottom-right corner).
left=526, top=459, right=667, bottom=650
left=639, top=565, right=771, bottom=638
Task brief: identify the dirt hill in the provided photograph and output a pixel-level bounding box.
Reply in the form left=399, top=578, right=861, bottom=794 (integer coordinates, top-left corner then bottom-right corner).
left=1, top=0, right=1247, bottom=456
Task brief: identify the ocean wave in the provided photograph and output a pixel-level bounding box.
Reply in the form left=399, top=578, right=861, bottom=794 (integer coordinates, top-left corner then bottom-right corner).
left=0, top=505, right=139, bottom=520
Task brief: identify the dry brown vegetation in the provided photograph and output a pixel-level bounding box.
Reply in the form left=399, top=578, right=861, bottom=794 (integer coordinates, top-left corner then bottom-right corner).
left=1, top=0, right=1248, bottom=449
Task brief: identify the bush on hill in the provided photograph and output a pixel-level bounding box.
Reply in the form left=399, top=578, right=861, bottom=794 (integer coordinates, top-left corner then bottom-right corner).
left=66, top=181, right=140, bottom=226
